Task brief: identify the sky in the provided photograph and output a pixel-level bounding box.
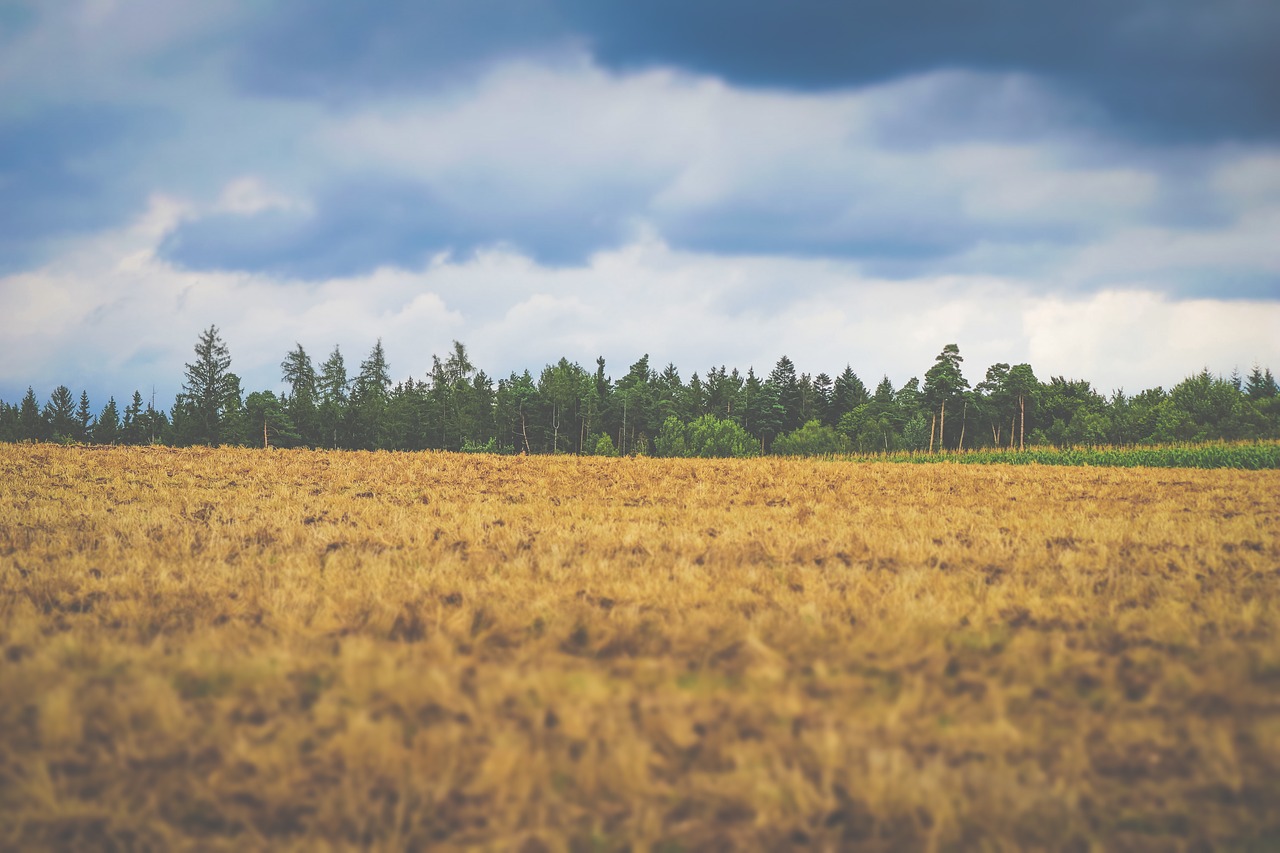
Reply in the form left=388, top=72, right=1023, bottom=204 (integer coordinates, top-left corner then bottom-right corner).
left=1, top=0, right=1278, bottom=409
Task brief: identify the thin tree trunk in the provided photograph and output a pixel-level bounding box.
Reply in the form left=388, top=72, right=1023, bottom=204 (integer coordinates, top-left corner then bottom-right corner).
left=939, top=401, right=946, bottom=452
left=958, top=400, right=967, bottom=451
left=929, top=412, right=936, bottom=453
left=263, top=417, right=269, bottom=450
left=1019, top=396, right=1026, bottom=451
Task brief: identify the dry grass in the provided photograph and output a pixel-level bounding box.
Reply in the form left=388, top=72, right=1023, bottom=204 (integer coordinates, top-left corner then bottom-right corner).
left=1, top=444, right=1278, bottom=851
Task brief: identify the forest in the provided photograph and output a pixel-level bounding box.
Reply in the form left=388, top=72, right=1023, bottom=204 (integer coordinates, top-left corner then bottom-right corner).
left=2, top=326, right=1278, bottom=456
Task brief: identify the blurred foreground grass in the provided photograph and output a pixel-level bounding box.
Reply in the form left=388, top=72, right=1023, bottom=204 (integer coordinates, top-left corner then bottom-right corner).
left=1, top=445, right=1278, bottom=850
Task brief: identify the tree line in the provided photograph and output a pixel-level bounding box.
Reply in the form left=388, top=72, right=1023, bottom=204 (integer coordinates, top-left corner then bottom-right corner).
left=2, top=326, right=1278, bottom=456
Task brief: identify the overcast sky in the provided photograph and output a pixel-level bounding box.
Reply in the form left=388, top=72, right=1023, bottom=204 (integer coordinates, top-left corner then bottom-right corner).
left=2, top=0, right=1278, bottom=408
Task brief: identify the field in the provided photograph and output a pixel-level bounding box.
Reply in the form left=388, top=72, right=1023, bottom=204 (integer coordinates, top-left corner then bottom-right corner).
left=1, top=445, right=1279, bottom=851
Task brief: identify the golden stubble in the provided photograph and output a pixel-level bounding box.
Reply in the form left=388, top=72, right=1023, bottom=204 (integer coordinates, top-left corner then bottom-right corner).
left=1, top=445, right=1278, bottom=850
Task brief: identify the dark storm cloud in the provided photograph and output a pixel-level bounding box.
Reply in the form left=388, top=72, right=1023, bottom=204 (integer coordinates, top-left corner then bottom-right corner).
left=0, top=106, right=150, bottom=273
left=237, top=0, right=1280, bottom=142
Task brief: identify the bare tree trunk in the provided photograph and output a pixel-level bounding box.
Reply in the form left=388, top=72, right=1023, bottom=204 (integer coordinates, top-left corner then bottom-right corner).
left=958, top=400, right=967, bottom=451
left=1019, top=396, right=1026, bottom=451
left=929, top=412, right=936, bottom=453
left=939, top=401, right=946, bottom=452
left=519, top=408, right=531, bottom=455
left=263, top=417, right=269, bottom=450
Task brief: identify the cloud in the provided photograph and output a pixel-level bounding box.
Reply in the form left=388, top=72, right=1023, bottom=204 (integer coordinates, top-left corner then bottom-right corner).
left=236, top=0, right=1280, bottom=141
left=0, top=105, right=154, bottom=272
left=3, top=200, right=1279, bottom=412
left=151, top=60, right=1276, bottom=301
left=1, top=2, right=1277, bottom=406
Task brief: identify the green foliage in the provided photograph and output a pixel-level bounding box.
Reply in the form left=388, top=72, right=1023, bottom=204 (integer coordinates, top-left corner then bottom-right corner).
left=5, top=336, right=1279, bottom=457
left=771, top=419, right=850, bottom=456
left=592, top=433, right=618, bottom=457
left=858, top=442, right=1280, bottom=470
left=244, top=391, right=301, bottom=448
left=654, top=416, right=690, bottom=458
left=649, top=415, right=757, bottom=458
left=460, top=437, right=498, bottom=454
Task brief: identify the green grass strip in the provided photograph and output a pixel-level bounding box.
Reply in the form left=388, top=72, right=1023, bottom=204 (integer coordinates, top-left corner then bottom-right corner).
left=836, top=442, right=1280, bottom=470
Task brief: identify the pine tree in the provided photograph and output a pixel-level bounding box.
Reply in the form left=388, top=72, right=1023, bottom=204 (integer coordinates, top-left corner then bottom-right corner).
left=44, top=385, right=77, bottom=441
left=768, top=356, right=802, bottom=433
left=350, top=340, right=392, bottom=450
left=923, top=344, right=969, bottom=451
left=76, top=391, right=93, bottom=441
left=18, top=387, right=44, bottom=441
left=181, top=326, right=241, bottom=445
left=94, top=398, right=120, bottom=444
left=281, top=343, right=320, bottom=446
left=831, top=366, right=869, bottom=424
left=122, top=391, right=145, bottom=445
left=318, top=346, right=349, bottom=448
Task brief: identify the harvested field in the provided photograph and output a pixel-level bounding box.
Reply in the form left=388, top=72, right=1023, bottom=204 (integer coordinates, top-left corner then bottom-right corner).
left=1, top=445, right=1279, bottom=850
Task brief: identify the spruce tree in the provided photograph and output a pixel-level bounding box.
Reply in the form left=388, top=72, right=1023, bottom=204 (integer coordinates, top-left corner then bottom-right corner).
left=318, top=346, right=349, bottom=448
left=94, top=398, right=120, bottom=444
left=181, top=325, right=240, bottom=445
left=44, top=385, right=77, bottom=441
left=76, top=391, right=93, bottom=441
left=19, top=387, right=44, bottom=441
left=281, top=344, right=319, bottom=446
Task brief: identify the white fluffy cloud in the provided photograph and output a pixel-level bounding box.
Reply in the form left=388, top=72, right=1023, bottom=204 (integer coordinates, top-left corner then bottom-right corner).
left=3, top=196, right=1278, bottom=409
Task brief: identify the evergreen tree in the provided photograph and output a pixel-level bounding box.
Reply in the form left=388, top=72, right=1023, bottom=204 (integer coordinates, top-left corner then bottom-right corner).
left=281, top=343, right=320, bottom=446
left=122, top=391, right=145, bottom=445
left=94, top=398, right=120, bottom=444
left=1246, top=365, right=1279, bottom=400
left=838, top=376, right=899, bottom=453
left=76, top=391, right=93, bottom=441
left=350, top=340, right=391, bottom=450
left=654, top=363, right=689, bottom=425
left=703, top=366, right=743, bottom=422
left=43, top=385, right=78, bottom=441
left=180, top=325, right=241, bottom=445
left=318, top=346, right=350, bottom=449
left=923, top=344, right=969, bottom=451
left=0, top=401, right=17, bottom=442
left=614, top=355, right=656, bottom=454
left=812, top=372, right=834, bottom=425
left=831, top=367, right=869, bottom=424
left=768, top=355, right=802, bottom=432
